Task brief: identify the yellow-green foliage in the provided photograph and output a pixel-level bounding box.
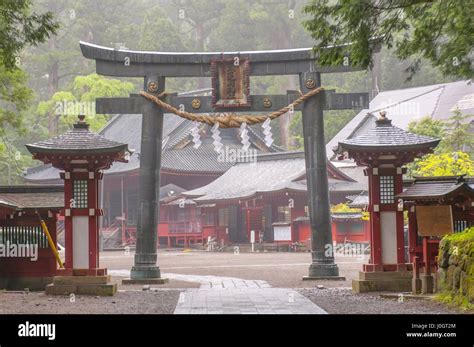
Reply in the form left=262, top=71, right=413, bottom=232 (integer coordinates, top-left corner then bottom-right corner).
left=331, top=203, right=369, bottom=221
left=413, top=152, right=474, bottom=177
left=436, top=227, right=474, bottom=310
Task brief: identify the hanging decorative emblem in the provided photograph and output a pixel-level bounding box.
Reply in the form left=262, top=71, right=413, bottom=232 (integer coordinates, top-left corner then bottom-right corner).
left=190, top=122, right=201, bottom=149
left=147, top=81, right=159, bottom=93
left=210, top=58, right=251, bottom=108
left=262, top=118, right=274, bottom=147
left=263, top=97, right=272, bottom=108
left=239, top=123, right=250, bottom=152
left=305, top=78, right=316, bottom=89
left=211, top=122, right=223, bottom=153
left=191, top=98, right=201, bottom=109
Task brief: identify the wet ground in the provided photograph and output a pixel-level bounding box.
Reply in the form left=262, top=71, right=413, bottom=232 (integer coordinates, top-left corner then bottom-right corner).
left=0, top=250, right=468, bottom=314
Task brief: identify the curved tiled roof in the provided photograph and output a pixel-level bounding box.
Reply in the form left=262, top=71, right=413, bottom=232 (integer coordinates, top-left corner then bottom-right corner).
left=26, top=118, right=127, bottom=155
left=184, top=152, right=366, bottom=202
left=396, top=176, right=474, bottom=200
left=337, top=116, right=440, bottom=152
left=0, top=185, right=63, bottom=209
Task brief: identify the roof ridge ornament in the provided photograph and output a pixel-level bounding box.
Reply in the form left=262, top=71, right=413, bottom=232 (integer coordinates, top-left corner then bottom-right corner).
left=375, top=111, right=392, bottom=126
left=74, top=114, right=89, bottom=129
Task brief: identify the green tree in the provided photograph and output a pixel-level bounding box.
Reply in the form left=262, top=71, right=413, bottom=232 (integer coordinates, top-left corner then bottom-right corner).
left=289, top=85, right=358, bottom=149
left=331, top=202, right=369, bottom=220
left=407, top=115, right=446, bottom=140
left=303, top=0, right=474, bottom=79
left=443, top=111, right=474, bottom=154
left=37, top=73, right=135, bottom=133
left=24, top=0, right=151, bottom=115
left=408, top=111, right=474, bottom=156
left=408, top=111, right=474, bottom=176
left=0, top=0, right=59, bottom=69
left=0, top=65, right=32, bottom=137
left=412, top=152, right=474, bottom=177
left=0, top=0, right=59, bottom=184
left=137, top=4, right=194, bottom=93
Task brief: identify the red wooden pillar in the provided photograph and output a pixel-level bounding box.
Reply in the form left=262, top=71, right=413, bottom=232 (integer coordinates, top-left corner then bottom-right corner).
left=407, top=205, right=418, bottom=263
left=422, top=237, right=431, bottom=275
left=88, top=171, right=98, bottom=270
left=394, top=167, right=406, bottom=267
left=63, top=172, right=73, bottom=270
left=367, top=168, right=382, bottom=269
left=246, top=208, right=251, bottom=241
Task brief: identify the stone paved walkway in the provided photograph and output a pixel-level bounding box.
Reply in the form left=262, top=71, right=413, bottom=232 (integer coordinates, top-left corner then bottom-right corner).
left=164, top=273, right=272, bottom=289
left=174, top=287, right=326, bottom=314
left=109, top=270, right=327, bottom=314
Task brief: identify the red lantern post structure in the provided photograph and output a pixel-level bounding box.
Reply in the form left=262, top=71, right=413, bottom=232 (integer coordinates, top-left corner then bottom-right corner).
left=335, top=112, right=439, bottom=292
left=26, top=115, right=129, bottom=295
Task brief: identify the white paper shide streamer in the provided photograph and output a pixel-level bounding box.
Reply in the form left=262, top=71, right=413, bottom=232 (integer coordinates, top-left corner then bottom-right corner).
left=262, top=118, right=274, bottom=147
left=190, top=122, right=201, bottom=149
left=239, top=122, right=250, bottom=152
left=211, top=122, right=223, bottom=153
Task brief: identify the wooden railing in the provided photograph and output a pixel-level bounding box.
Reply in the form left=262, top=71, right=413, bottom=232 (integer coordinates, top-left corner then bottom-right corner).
left=167, top=221, right=201, bottom=234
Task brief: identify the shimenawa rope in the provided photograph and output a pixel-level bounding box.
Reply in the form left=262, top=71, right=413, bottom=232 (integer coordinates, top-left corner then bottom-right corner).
left=139, top=87, right=324, bottom=128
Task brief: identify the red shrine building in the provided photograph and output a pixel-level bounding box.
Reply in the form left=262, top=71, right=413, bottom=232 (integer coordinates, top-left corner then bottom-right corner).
left=0, top=185, right=63, bottom=290
left=397, top=176, right=474, bottom=293
left=182, top=151, right=366, bottom=247
left=335, top=112, right=441, bottom=292
left=24, top=112, right=368, bottom=248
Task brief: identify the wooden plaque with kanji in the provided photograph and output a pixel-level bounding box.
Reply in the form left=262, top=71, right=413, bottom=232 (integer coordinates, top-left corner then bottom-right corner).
left=416, top=205, right=454, bottom=237
left=211, top=58, right=250, bottom=108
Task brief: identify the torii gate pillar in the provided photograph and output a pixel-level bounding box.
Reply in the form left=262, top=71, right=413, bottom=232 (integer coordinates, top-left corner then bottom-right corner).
left=125, top=75, right=168, bottom=284
left=300, top=72, right=343, bottom=280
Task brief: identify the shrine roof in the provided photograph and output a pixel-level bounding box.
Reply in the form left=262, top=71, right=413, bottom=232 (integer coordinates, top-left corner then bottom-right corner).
left=184, top=152, right=366, bottom=202
left=336, top=114, right=440, bottom=153
left=159, top=183, right=187, bottom=202
left=346, top=194, right=369, bottom=208
left=25, top=116, right=128, bottom=155
left=0, top=185, right=63, bottom=209
left=331, top=212, right=364, bottom=220
left=396, top=176, right=474, bottom=201
left=327, top=80, right=474, bottom=161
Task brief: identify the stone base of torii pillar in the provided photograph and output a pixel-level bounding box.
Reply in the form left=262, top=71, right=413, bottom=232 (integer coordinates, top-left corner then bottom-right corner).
left=122, top=266, right=169, bottom=285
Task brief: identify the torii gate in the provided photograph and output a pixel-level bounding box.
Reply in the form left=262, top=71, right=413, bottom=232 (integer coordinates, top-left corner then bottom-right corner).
left=80, top=41, right=371, bottom=282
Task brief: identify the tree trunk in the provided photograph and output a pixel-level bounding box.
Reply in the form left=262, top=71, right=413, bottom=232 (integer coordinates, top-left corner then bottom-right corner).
left=47, top=35, right=60, bottom=136
left=196, top=22, right=206, bottom=90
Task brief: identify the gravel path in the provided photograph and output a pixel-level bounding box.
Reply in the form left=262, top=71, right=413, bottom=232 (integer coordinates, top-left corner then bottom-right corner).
left=0, top=290, right=181, bottom=314
left=298, top=287, right=467, bottom=314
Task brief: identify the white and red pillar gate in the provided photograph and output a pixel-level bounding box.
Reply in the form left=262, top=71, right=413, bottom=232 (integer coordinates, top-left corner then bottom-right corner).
left=364, top=166, right=406, bottom=272
left=60, top=170, right=105, bottom=276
